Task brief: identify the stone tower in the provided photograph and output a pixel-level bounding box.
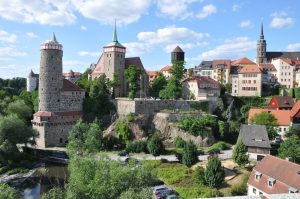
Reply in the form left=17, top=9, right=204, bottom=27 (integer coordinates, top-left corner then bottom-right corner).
left=27, top=69, right=39, bottom=92
left=103, top=22, right=126, bottom=97
left=171, top=46, right=185, bottom=63
left=39, top=33, right=63, bottom=112
left=256, top=23, right=267, bottom=64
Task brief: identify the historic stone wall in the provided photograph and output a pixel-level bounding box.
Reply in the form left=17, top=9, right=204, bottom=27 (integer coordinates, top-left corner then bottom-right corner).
left=60, top=91, right=85, bottom=111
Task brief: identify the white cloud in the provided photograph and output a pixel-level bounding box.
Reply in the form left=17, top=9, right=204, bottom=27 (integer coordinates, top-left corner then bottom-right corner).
left=287, top=43, right=300, bottom=51
left=71, top=0, right=151, bottom=25
left=194, top=37, right=256, bottom=60
left=123, top=42, right=151, bottom=57
left=240, top=20, right=252, bottom=28
left=164, top=42, right=208, bottom=52
left=26, top=32, right=38, bottom=38
left=232, top=4, right=241, bottom=12
left=138, top=25, right=209, bottom=44
left=270, top=11, right=294, bottom=28
left=63, top=60, right=89, bottom=72
left=78, top=51, right=99, bottom=57
left=156, top=0, right=199, bottom=19
left=0, top=30, right=17, bottom=43
left=80, top=26, right=87, bottom=30
left=197, top=4, right=217, bottom=19
left=0, top=46, right=27, bottom=57
left=0, top=1, right=76, bottom=26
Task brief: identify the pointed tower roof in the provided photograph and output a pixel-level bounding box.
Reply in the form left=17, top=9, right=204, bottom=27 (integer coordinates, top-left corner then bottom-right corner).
left=260, top=23, right=264, bottom=40
left=28, top=69, right=35, bottom=77
left=51, top=32, right=58, bottom=43
left=172, top=46, right=184, bottom=53
left=40, top=32, right=63, bottom=50
left=105, top=20, right=125, bottom=48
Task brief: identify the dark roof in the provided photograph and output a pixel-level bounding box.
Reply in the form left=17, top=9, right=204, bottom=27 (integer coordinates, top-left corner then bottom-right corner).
left=239, top=124, right=271, bottom=149
left=172, top=46, right=184, bottom=53
left=62, top=79, right=84, bottom=92
left=266, top=52, right=300, bottom=62
left=28, top=70, right=39, bottom=78
left=125, top=57, right=146, bottom=71
left=271, top=96, right=295, bottom=108
left=196, top=61, right=213, bottom=70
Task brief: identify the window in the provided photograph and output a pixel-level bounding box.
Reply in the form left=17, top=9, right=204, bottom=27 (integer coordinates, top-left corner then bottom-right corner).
left=255, top=172, right=262, bottom=180
left=60, top=138, right=63, bottom=143
left=253, top=188, right=256, bottom=194
left=259, top=192, right=263, bottom=195
left=268, top=178, right=275, bottom=187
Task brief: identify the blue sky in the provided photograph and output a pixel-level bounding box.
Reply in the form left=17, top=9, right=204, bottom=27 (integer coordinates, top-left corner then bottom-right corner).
left=0, top=0, right=300, bottom=79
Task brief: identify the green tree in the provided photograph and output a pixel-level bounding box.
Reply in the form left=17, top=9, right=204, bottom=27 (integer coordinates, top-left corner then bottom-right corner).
left=77, top=68, right=92, bottom=92
left=204, top=156, right=225, bottom=188
left=193, top=166, right=205, bottom=185
left=278, top=135, right=300, bottom=163
left=295, top=87, right=300, bottom=100
left=182, top=141, right=198, bottom=168
left=159, top=60, right=185, bottom=99
left=42, top=187, right=65, bottom=199
left=147, top=134, right=165, bottom=156
left=232, top=139, right=249, bottom=166
left=0, top=184, right=18, bottom=199
left=5, top=100, right=32, bottom=123
left=118, top=188, right=153, bottom=199
left=124, top=65, right=142, bottom=99
left=0, top=115, right=36, bottom=165
left=149, top=73, right=167, bottom=98
left=250, top=112, right=278, bottom=140
left=115, top=120, right=132, bottom=145
left=109, top=73, right=120, bottom=98
left=175, top=136, right=186, bottom=148
left=188, top=68, right=193, bottom=77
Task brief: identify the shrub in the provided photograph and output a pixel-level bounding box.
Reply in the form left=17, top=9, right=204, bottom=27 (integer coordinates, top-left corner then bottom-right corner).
left=0, top=184, right=17, bottom=199
left=230, top=172, right=250, bottom=196
left=115, top=120, right=132, bottom=145
left=191, top=102, right=209, bottom=112
left=182, top=141, right=198, bottom=167
left=204, top=155, right=225, bottom=188
left=42, top=187, right=65, bottom=199
left=193, top=166, right=205, bottom=185
left=126, top=140, right=148, bottom=153
left=206, top=141, right=231, bottom=152
left=175, top=137, right=186, bottom=148
left=147, top=134, right=165, bottom=156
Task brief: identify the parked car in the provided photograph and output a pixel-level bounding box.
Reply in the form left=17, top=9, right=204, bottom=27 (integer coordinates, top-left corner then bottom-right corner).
left=118, top=151, right=129, bottom=157
left=274, top=136, right=281, bottom=144
left=208, top=148, right=220, bottom=155
left=153, top=185, right=172, bottom=199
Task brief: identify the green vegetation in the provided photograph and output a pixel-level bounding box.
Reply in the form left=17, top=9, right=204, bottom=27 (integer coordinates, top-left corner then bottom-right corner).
left=147, top=134, right=165, bottom=156
left=0, top=77, right=26, bottom=95
left=0, top=183, right=18, bottom=199
left=204, top=156, right=225, bottom=188
left=149, top=72, right=167, bottom=98
left=115, top=120, right=132, bottom=145
left=229, top=172, right=250, bottom=196
left=193, top=166, right=205, bottom=185
left=124, top=65, right=143, bottom=99
left=77, top=68, right=92, bottom=92
left=181, top=141, right=198, bottom=168
left=295, top=87, right=300, bottom=100
left=119, top=188, right=153, bottom=199
left=159, top=60, right=185, bottom=99
left=278, top=134, right=300, bottom=164
left=42, top=187, right=65, bottom=199
left=175, top=136, right=186, bottom=148
left=250, top=111, right=278, bottom=140
left=232, top=139, right=249, bottom=166
left=205, top=141, right=231, bottom=152
left=190, top=101, right=209, bottom=112
left=126, top=140, right=148, bottom=153
left=5, top=100, right=32, bottom=124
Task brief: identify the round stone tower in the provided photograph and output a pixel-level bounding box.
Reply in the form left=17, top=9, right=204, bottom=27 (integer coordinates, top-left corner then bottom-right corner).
left=38, top=33, right=63, bottom=112
left=171, top=46, right=185, bottom=63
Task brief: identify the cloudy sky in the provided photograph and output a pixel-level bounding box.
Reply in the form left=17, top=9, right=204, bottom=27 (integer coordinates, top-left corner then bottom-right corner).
left=0, top=0, right=299, bottom=78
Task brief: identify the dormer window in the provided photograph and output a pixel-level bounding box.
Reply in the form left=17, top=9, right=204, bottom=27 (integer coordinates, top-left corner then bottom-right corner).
left=268, top=178, right=275, bottom=187
left=289, top=187, right=299, bottom=193
left=255, top=172, right=262, bottom=180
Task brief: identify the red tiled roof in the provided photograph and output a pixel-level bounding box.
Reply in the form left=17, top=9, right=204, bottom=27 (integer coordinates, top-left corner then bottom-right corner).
left=248, top=155, right=300, bottom=194
left=269, top=96, right=294, bottom=109
left=291, top=101, right=300, bottom=118
left=232, top=57, right=256, bottom=65
left=259, top=63, right=276, bottom=72
left=248, top=108, right=291, bottom=126
left=184, top=76, right=220, bottom=89
left=274, top=57, right=293, bottom=65
left=63, top=72, right=81, bottom=77
left=238, top=65, right=262, bottom=74
left=34, top=111, right=83, bottom=117
left=212, top=60, right=231, bottom=69
left=91, top=54, right=105, bottom=75
left=147, top=71, right=158, bottom=76
left=160, top=65, right=172, bottom=71
left=61, top=79, right=84, bottom=92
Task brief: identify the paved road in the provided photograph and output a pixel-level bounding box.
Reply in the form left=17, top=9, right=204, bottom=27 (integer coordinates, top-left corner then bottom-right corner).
left=105, top=149, right=233, bottom=162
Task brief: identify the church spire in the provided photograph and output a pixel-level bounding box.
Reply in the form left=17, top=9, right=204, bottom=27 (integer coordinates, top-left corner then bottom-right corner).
left=112, top=19, right=118, bottom=42
left=260, top=23, right=264, bottom=39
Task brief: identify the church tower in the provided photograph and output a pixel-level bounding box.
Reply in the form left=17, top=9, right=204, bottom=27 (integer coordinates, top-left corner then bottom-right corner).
left=256, top=23, right=267, bottom=64
left=39, top=33, right=63, bottom=112
left=103, top=21, right=126, bottom=97
left=171, top=46, right=185, bottom=63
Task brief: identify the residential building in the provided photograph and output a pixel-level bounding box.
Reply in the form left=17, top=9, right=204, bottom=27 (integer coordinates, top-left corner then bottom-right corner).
left=147, top=71, right=158, bottom=84
left=272, top=58, right=294, bottom=89
left=160, top=65, right=172, bottom=79
left=258, top=63, right=277, bottom=84
left=268, top=96, right=294, bottom=110
left=247, top=155, right=300, bottom=196
left=63, top=70, right=81, bottom=83
left=238, top=124, right=271, bottom=161
left=193, top=61, right=213, bottom=78
left=182, top=76, right=220, bottom=100
left=212, top=60, right=231, bottom=84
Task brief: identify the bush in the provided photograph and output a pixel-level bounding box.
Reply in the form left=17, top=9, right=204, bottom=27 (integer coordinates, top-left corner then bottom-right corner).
left=0, top=184, right=17, bottom=199
left=204, top=155, right=225, bottom=188
left=147, top=134, right=165, bottom=156
left=175, top=187, right=220, bottom=198
left=126, top=140, right=148, bottom=153
left=230, top=172, right=250, bottom=196
left=206, top=141, right=231, bottom=152
left=175, top=137, right=186, bottom=148
left=115, top=120, right=132, bottom=145
left=156, top=163, right=188, bottom=184
left=193, top=166, right=205, bottom=184
left=191, top=102, right=209, bottom=112
left=42, top=187, right=65, bottom=199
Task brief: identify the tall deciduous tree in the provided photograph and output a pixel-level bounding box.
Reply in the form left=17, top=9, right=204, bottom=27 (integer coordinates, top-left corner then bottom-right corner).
left=278, top=135, right=300, bottom=163
left=149, top=73, right=167, bottom=98
left=204, top=156, right=225, bottom=188
left=124, top=65, right=142, bottom=100
left=182, top=141, right=198, bottom=168
left=159, top=60, right=185, bottom=99
left=232, top=138, right=249, bottom=166
left=250, top=112, right=278, bottom=140
left=5, top=100, right=32, bottom=124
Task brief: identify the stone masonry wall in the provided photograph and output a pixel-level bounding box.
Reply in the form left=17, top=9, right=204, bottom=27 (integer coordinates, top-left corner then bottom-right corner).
left=60, top=91, right=85, bottom=111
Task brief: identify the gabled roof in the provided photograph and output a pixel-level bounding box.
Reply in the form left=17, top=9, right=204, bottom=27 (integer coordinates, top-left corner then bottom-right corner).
left=248, top=108, right=291, bottom=126
left=266, top=52, right=300, bottom=62
left=172, top=46, right=184, bottom=53
left=212, top=60, right=231, bottom=69
left=291, top=101, right=300, bottom=118
left=273, top=57, right=293, bottom=65
left=196, top=61, right=213, bottom=70
left=147, top=71, right=158, bottom=76
left=259, top=63, right=276, bottom=72
left=248, top=155, right=300, bottom=194
left=61, top=79, right=84, bottom=92
left=269, top=96, right=295, bottom=108
left=184, top=76, right=220, bottom=88
left=232, top=57, right=256, bottom=65
left=238, top=65, right=262, bottom=74
left=91, top=54, right=104, bottom=75
left=160, top=65, right=172, bottom=71
left=125, top=57, right=146, bottom=72
left=239, top=124, right=271, bottom=149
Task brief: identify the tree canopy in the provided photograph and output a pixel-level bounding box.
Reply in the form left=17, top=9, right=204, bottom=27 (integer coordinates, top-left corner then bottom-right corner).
left=181, top=141, right=198, bottom=167
left=147, top=134, right=165, bottom=156
left=149, top=73, right=167, bottom=98
left=124, top=65, right=142, bottom=100
left=278, top=134, right=300, bottom=164
left=204, top=156, right=225, bottom=188
left=232, top=138, right=249, bottom=166
left=250, top=112, right=278, bottom=140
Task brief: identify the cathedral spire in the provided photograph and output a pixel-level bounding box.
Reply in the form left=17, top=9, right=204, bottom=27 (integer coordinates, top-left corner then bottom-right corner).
left=260, top=23, right=264, bottom=39
left=112, top=19, right=118, bottom=42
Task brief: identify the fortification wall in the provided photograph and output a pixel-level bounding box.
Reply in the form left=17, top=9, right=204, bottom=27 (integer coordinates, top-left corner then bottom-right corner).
left=60, top=91, right=85, bottom=111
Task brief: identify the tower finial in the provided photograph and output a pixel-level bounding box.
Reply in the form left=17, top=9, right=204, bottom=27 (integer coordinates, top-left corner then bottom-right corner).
left=260, top=23, right=264, bottom=39
left=112, top=19, right=118, bottom=42
left=51, top=32, right=58, bottom=43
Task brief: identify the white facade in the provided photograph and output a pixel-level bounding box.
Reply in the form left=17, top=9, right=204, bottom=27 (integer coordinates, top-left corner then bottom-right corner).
left=248, top=184, right=267, bottom=196
left=272, top=59, right=294, bottom=89
left=27, top=76, right=38, bottom=92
